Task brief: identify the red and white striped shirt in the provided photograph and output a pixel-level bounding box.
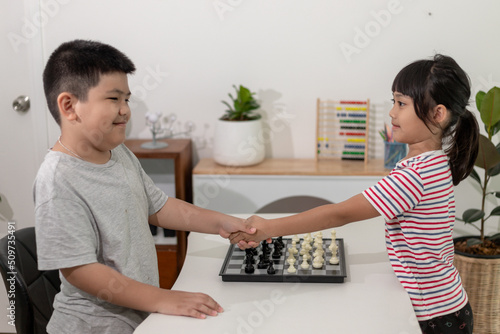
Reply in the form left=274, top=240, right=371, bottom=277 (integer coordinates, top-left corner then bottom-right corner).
left=363, top=150, right=468, bottom=321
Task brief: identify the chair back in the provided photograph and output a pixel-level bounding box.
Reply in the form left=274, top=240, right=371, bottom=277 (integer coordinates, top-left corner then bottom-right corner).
left=0, top=227, right=61, bottom=334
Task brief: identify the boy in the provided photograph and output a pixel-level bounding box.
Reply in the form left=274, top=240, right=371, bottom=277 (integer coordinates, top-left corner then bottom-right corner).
left=35, top=39, right=254, bottom=333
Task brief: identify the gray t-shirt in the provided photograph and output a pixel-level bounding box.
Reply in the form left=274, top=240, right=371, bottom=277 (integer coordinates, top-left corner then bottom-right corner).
left=34, top=144, right=168, bottom=334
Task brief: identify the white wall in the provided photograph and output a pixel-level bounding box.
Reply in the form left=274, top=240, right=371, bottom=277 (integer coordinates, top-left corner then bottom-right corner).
left=41, top=0, right=500, bottom=160
left=40, top=0, right=500, bottom=233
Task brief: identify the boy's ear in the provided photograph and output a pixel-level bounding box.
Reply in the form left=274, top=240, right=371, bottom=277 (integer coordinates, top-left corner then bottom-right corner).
left=433, top=104, right=449, bottom=125
left=57, top=92, right=78, bottom=121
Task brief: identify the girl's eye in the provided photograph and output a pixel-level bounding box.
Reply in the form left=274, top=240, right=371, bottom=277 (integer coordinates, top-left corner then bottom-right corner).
left=108, top=97, right=118, bottom=101
left=391, top=99, right=405, bottom=107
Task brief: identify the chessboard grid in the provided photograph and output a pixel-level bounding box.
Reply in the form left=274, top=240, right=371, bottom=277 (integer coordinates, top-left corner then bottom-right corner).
left=220, top=238, right=347, bottom=283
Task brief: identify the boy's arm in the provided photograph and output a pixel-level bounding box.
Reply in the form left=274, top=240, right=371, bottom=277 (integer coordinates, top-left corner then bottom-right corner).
left=60, top=263, right=223, bottom=319
left=231, top=193, right=380, bottom=245
left=148, top=197, right=255, bottom=238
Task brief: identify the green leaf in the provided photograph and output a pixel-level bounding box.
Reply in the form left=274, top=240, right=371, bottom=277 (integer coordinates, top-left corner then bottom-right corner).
left=479, top=86, right=500, bottom=136
left=488, top=161, right=500, bottom=177
left=476, top=90, right=486, bottom=112
left=466, top=238, right=483, bottom=247
left=475, top=134, right=500, bottom=170
left=489, top=206, right=500, bottom=216
left=462, top=209, right=485, bottom=223
left=469, top=168, right=481, bottom=185
left=492, top=119, right=500, bottom=137
left=493, top=192, right=500, bottom=198
left=488, top=232, right=500, bottom=241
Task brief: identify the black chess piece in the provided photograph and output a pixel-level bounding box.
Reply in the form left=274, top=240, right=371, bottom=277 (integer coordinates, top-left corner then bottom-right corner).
left=272, top=248, right=282, bottom=259
left=262, top=241, right=270, bottom=256
left=245, top=261, right=255, bottom=274
left=245, top=249, right=255, bottom=264
left=267, top=261, right=276, bottom=275
left=275, top=236, right=285, bottom=250
left=257, top=254, right=268, bottom=269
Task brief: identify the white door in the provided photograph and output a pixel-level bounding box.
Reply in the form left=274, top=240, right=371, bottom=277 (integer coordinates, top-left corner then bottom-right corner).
left=0, top=1, right=48, bottom=332
left=0, top=1, right=48, bottom=230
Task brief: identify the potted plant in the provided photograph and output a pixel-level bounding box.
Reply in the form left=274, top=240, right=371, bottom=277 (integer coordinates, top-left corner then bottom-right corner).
left=213, top=85, right=265, bottom=166
left=455, top=86, right=500, bottom=334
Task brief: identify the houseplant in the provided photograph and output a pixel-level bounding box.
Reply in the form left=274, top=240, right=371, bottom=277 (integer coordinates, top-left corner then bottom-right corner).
left=213, top=85, right=265, bottom=166
left=455, top=86, right=500, bottom=334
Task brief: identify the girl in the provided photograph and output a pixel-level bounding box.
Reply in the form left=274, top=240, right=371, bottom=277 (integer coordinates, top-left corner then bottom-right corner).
left=230, top=54, right=479, bottom=334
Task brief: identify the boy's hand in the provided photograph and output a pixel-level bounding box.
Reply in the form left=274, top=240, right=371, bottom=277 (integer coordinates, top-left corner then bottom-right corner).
left=218, top=217, right=256, bottom=239
left=229, top=215, right=271, bottom=248
left=157, top=290, right=224, bottom=319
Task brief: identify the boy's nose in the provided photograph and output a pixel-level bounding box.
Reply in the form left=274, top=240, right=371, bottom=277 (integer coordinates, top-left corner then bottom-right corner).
left=119, top=103, right=130, bottom=116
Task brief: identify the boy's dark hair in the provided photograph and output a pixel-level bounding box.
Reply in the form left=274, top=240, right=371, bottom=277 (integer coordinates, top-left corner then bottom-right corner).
left=43, top=39, right=136, bottom=125
left=392, top=54, right=479, bottom=186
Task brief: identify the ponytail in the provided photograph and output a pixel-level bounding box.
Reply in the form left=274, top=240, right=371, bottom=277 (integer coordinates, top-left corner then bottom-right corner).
left=445, top=109, right=479, bottom=186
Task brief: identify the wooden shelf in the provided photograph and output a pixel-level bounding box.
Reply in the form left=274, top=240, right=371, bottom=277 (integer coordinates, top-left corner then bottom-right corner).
left=194, top=158, right=389, bottom=177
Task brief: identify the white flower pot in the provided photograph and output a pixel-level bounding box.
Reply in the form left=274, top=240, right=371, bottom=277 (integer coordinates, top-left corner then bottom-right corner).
left=213, top=118, right=265, bottom=166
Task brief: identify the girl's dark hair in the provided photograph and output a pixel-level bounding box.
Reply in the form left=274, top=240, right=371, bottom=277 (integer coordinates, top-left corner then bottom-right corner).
left=43, top=39, right=136, bottom=125
left=392, top=54, right=479, bottom=186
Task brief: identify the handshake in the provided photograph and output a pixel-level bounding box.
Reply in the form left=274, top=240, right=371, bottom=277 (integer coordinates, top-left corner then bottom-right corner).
left=225, top=215, right=273, bottom=249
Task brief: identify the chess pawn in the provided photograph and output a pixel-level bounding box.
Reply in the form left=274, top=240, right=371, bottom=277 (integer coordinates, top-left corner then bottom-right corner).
left=313, top=256, right=323, bottom=269
left=288, top=241, right=298, bottom=255
left=302, top=253, right=310, bottom=261
left=300, top=257, right=309, bottom=269
left=267, top=261, right=276, bottom=275
left=329, top=256, right=339, bottom=265
left=287, top=264, right=297, bottom=273
left=287, top=257, right=296, bottom=265
left=299, top=245, right=307, bottom=256
left=292, top=234, right=300, bottom=243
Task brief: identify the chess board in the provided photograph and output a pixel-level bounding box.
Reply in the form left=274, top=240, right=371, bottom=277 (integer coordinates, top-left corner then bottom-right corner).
left=219, top=238, right=347, bottom=283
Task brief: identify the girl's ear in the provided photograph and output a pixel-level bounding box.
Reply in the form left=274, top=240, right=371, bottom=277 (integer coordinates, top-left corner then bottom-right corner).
left=433, top=104, right=449, bottom=125
left=57, top=92, right=78, bottom=122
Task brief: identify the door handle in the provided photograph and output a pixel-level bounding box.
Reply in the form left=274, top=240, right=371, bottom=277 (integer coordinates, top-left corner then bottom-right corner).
left=12, top=95, right=30, bottom=112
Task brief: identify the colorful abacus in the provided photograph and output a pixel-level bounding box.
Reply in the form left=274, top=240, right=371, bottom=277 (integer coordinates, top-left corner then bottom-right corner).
left=316, top=99, right=370, bottom=164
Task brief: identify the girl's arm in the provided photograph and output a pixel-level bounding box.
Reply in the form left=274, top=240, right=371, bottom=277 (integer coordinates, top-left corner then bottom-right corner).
left=231, top=193, right=380, bottom=245
left=61, top=263, right=223, bottom=319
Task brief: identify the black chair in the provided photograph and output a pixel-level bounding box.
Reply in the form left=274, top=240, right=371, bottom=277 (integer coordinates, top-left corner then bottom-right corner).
left=0, top=227, right=60, bottom=334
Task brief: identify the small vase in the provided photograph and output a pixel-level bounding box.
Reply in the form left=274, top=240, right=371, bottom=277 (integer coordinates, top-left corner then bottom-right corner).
left=213, top=118, right=265, bottom=166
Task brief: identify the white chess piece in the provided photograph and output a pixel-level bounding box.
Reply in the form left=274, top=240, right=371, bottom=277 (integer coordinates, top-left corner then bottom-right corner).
left=292, top=234, right=300, bottom=243
left=329, top=240, right=338, bottom=253
left=300, top=257, right=309, bottom=269
left=287, top=257, right=296, bottom=265
left=329, top=255, right=339, bottom=265
left=313, top=256, right=323, bottom=268
left=313, top=248, right=324, bottom=258
left=287, top=264, right=297, bottom=273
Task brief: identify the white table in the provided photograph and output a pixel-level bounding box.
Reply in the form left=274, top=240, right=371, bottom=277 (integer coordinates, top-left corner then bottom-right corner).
left=134, top=215, right=421, bottom=334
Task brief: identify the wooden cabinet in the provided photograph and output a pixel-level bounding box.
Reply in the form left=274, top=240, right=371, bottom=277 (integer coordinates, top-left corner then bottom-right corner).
left=124, top=139, right=192, bottom=288
left=193, top=158, right=389, bottom=213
